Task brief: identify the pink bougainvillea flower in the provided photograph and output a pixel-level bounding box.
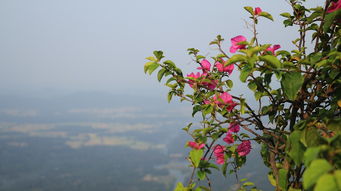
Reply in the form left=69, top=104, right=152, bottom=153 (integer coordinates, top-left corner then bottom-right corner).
left=230, top=35, right=247, bottom=53
left=187, top=72, right=201, bottom=80
left=216, top=156, right=225, bottom=165
left=228, top=123, right=240, bottom=133
left=213, top=92, right=237, bottom=111
left=187, top=72, right=216, bottom=90
left=226, top=102, right=238, bottom=112
left=186, top=72, right=201, bottom=88
left=223, top=133, right=234, bottom=144
left=327, top=0, right=341, bottom=13
left=213, top=145, right=225, bottom=165
left=265, top=44, right=281, bottom=55
left=203, top=100, right=211, bottom=105
left=215, top=59, right=234, bottom=74
left=197, top=59, right=211, bottom=73
left=254, top=7, right=262, bottom=15
left=214, top=92, right=232, bottom=105
left=237, top=140, right=251, bottom=156
left=187, top=141, right=205, bottom=150
left=202, top=79, right=217, bottom=90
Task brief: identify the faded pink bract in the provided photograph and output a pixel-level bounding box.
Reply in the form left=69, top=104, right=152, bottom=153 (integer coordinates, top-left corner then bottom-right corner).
left=187, top=141, right=205, bottom=150
left=237, top=140, right=252, bottom=156
left=230, top=35, right=247, bottom=53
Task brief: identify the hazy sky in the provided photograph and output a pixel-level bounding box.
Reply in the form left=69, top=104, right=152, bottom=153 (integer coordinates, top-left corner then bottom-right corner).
left=0, top=0, right=322, bottom=97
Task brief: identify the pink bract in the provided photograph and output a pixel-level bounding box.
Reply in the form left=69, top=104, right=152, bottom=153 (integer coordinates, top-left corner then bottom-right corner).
left=187, top=141, right=205, bottom=150
left=265, top=44, right=281, bottom=55
left=327, top=0, right=341, bottom=13
left=213, top=92, right=237, bottom=111
left=187, top=72, right=216, bottom=90
left=237, top=140, right=251, bottom=156
left=203, top=100, right=211, bottom=105
left=228, top=123, right=240, bottom=133
left=223, top=133, right=234, bottom=144
left=187, top=72, right=201, bottom=79
left=187, top=72, right=202, bottom=88
left=254, top=7, right=262, bottom=15
left=230, top=35, right=247, bottom=53
left=215, top=60, right=234, bottom=74
left=202, top=79, right=217, bottom=90
left=213, top=145, right=225, bottom=165
left=197, top=59, right=211, bottom=73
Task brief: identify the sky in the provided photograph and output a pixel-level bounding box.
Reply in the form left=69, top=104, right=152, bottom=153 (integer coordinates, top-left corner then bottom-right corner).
left=0, top=0, right=323, bottom=97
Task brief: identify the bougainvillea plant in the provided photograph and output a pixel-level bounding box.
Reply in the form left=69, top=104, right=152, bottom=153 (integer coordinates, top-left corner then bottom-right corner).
left=144, top=0, right=341, bottom=190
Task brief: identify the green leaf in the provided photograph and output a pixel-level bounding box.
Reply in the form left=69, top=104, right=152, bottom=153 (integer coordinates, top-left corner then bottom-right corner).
left=254, top=91, right=262, bottom=101
left=226, top=80, right=233, bottom=88
left=222, top=162, right=228, bottom=177
left=334, top=170, right=341, bottom=190
left=208, top=163, right=220, bottom=171
left=279, top=169, right=288, bottom=190
left=174, top=182, right=185, bottom=191
left=248, top=81, right=257, bottom=92
left=304, top=147, right=320, bottom=166
left=283, top=19, right=293, bottom=27
left=190, top=149, right=204, bottom=168
left=196, top=55, right=205, bottom=60
left=303, top=159, right=333, bottom=189
left=245, top=46, right=264, bottom=57
left=243, top=182, right=255, bottom=186
left=164, top=60, right=176, bottom=68
left=240, top=98, right=246, bottom=114
left=165, top=77, right=176, bottom=85
left=323, top=9, right=341, bottom=32
left=288, top=130, right=305, bottom=165
left=145, top=56, right=156, bottom=61
left=268, top=173, right=276, bottom=187
left=314, top=174, right=337, bottom=191
left=197, top=170, right=206, bottom=180
left=227, top=54, right=247, bottom=65
left=281, top=72, right=304, bottom=101
left=288, top=187, right=301, bottom=191
left=259, top=11, right=274, bottom=21
left=148, top=62, right=160, bottom=75
left=157, top=68, right=166, bottom=82
left=167, top=91, right=173, bottom=103
left=153, top=50, right=164, bottom=60
left=300, top=127, right=321, bottom=147
left=202, top=104, right=213, bottom=116
left=315, top=60, right=328, bottom=68
left=240, top=65, right=252, bottom=82
left=259, top=55, right=282, bottom=69
left=327, top=118, right=341, bottom=134
left=244, top=6, right=254, bottom=16
left=198, top=186, right=210, bottom=191
left=280, top=12, right=291, bottom=18
left=144, top=61, right=154, bottom=73
left=192, top=105, right=202, bottom=117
